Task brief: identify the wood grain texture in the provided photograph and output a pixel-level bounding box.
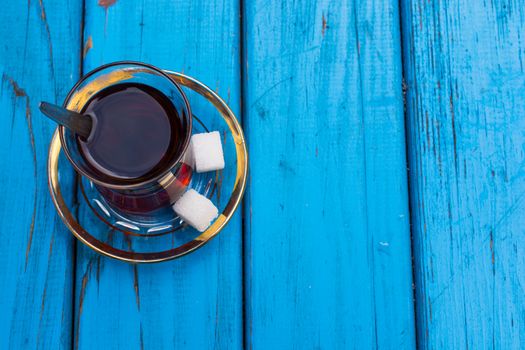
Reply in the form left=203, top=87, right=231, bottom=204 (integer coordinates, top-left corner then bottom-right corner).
left=0, top=0, right=81, bottom=348
left=74, top=1, right=242, bottom=349
left=244, top=0, right=415, bottom=348
left=401, top=0, right=525, bottom=348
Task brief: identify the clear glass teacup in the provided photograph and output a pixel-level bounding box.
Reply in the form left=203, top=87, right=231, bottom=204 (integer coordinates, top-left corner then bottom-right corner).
left=60, top=61, right=193, bottom=217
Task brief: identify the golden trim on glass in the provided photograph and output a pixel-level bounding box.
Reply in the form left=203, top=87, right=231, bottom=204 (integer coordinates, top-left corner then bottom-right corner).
left=48, top=71, right=248, bottom=263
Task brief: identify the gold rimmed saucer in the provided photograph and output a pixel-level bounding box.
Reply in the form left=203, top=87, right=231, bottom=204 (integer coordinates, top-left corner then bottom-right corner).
left=48, top=71, right=247, bottom=263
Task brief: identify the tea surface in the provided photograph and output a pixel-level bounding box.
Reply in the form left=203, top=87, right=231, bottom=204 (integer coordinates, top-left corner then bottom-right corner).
left=79, top=82, right=183, bottom=181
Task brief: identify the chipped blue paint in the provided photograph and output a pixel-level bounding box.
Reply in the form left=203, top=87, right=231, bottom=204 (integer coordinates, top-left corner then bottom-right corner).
left=401, top=0, right=525, bottom=348
left=244, top=0, right=415, bottom=348
left=0, top=0, right=81, bottom=348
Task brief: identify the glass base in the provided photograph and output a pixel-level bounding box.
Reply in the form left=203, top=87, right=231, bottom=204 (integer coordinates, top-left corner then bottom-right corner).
left=78, top=115, right=218, bottom=236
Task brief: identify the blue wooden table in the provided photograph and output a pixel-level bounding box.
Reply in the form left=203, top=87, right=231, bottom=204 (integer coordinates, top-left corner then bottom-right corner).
left=1, top=1, right=523, bottom=349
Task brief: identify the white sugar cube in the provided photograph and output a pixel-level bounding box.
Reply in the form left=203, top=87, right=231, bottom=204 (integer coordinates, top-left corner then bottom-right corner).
left=191, top=131, right=225, bottom=173
left=173, top=189, right=219, bottom=232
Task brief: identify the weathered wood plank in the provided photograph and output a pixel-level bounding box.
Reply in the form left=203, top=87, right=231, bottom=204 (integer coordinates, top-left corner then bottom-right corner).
left=401, top=0, right=525, bottom=348
left=244, top=0, right=415, bottom=348
left=0, top=0, right=82, bottom=348
left=74, top=1, right=242, bottom=349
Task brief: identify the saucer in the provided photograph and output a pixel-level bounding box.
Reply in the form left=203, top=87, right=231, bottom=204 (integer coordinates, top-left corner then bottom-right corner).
left=48, top=71, right=248, bottom=263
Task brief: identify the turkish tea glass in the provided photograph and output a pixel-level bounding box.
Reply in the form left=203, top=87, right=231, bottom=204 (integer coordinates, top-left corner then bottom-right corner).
left=59, top=61, right=193, bottom=218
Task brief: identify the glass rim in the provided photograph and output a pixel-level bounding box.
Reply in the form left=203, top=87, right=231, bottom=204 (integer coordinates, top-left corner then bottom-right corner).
left=59, top=61, right=193, bottom=190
